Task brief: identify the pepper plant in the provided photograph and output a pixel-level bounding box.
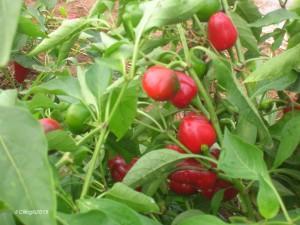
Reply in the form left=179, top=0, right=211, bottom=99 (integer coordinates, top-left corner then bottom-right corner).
left=0, top=0, right=300, bottom=225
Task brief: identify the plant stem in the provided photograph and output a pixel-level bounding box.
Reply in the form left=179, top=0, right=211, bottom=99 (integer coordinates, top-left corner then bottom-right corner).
left=177, top=24, right=223, bottom=141
left=76, top=124, right=104, bottom=146
left=80, top=128, right=107, bottom=198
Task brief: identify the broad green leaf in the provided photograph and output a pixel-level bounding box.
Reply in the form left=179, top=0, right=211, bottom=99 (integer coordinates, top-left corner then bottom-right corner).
left=219, top=130, right=267, bottom=180
left=85, top=60, right=112, bottom=101
left=234, top=0, right=262, bottom=39
left=235, top=115, right=257, bottom=145
left=31, top=76, right=82, bottom=100
left=136, top=0, right=209, bottom=35
left=0, top=212, right=16, bottom=225
left=29, top=18, right=89, bottom=55
left=57, top=210, right=118, bottom=225
left=27, top=93, right=56, bottom=110
left=123, top=149, right=197, bottom=188
left=172, top=210, right=204, bottom=225
left=245, top=43, right=300, bottom=83
left=270, top=112, right=300, bottom=168
left=251, top=70, right=298, bottom=97
left=77, top=66, right=98, bottom=112
left=230, top=12, right=259, bottom=55
left=47, top=130, right=77, bottom=152
left=177, top=214, right=228, bottom=225
left=0, top=106, right=56, bottom=225
left=214, top=60, right=272, bottom=145
left=257, top=176, right=280, bottom=219
left=18, top=16, right=46, bottom=38
left=0, top=0, right=22, bottom=67
left=0, top=90, right=18, bottom=107
left=109, top=85, right=138, bottom=139
left=250, top=9, right=299, bottom=27
left=105, top=183, right=159, bottom=213
left=78, top=198, right=159, bottom=225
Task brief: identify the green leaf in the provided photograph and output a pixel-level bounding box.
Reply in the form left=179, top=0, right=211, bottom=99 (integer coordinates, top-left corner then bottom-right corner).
left=234, top=0, right=262, bottom=39
left=214, top=59, right=272, bottom=146
left=18, top=16, right=46, bottom=38
left=58, top=210, right=118, bottom=225
left=251, top=70, right=298, bottom=97
left=245, top=43, right=300, bottom=83
left=270, top=112, right=300, bottom=168
left=85, top=60, right=112, bottom=101
left=0, top=106, right=56, bottom=225
left=105, top=183, right=160, bottom=213
left=219, top=130, right=267, bottom=180
left=27, top=93, right=56, bottom=110
left=57, top=34, right=79, bottom=63
left=235, top=115, right=258, bottom=145
left=136, top=0, right=209, bottom=35
left=176, top=214, right=228, bottom=225
left=250, top=9, right=299, bottom=27
left=29, top=18, right=89, bottom=55
left=47, top=130, right=77, bottom=152
left=31, top=76, right=82, bottom=100
left=0, top=90, right=18, bottom=107
left=172, top=210, right=204, bottom=225
left=210, top=190, right=225, bottom=215
left=78, top=198, right=160, bottom=225
left=257, top=176, right=280, bottom=219
left=0, top=0, right=22, bottom=67
left=123, top=149, right=196, bottom=188
left=0, top=212, right=16, bottom=225
left=230, top=12, right=259, bottom=55
left=109, top=85, right=138, bottom=139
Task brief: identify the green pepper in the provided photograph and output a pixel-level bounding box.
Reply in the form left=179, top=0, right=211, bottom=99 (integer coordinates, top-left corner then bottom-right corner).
left=196, top=0, right=221, bottom=22
left=65, top=103, right=91, bottom=134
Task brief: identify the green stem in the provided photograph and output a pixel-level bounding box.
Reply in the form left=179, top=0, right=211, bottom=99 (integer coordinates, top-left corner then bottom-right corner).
left=134, top=119, right=163, bottom=133
left=177, top=24, right=223, bottom=142
left=80, top=129, right=107, bottom=198
left=76, top=124, right=104, bottom=146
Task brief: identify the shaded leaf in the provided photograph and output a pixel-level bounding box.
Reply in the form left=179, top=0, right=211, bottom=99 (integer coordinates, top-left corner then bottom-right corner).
left=123, top=150, right=196, bottom=188
left=0, top=106, right=56, bottom=225
left=106, top=183, right=159, bottom=213
left=257, top=176, right=280, bottom=219
left=29, top=18, right=89, bottom=55
left=219, top=130, right=267, bottom=180
left=250, top=9, right=299, bottom=27
left=0, top=0, right=22, bottom=66
left=245, top=43, right=300, bottom=83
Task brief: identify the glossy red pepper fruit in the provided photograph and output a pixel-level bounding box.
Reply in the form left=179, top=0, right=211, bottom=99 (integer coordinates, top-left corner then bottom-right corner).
left=39, top=118, right=61, bottom=133
left=201, top=179, right=238, bottom=201
left=142, top=66, right=179, bottom=101
left=208, top=12, right=238, bottom=51
left=169, top=179, right=197, bottom=195
left=13, top=62, right=31, bottom=83
left=109, top=156, right=139, bottom=182
left=215, top=180, right=238, bottom=201
left=170, top=71, right=198, bottom=108
left=178, top=114, right=216, bottom=153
